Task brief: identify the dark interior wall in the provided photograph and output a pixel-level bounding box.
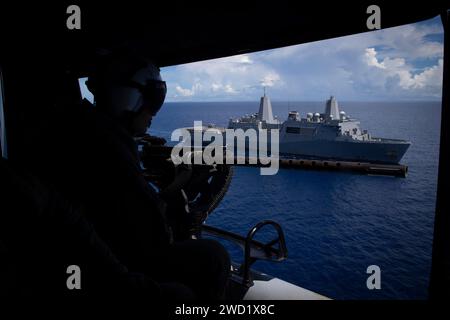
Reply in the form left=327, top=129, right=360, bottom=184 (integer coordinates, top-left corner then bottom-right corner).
left=0, top=2, right=446, bottom=74
left=430, top=11, right=450, bottom=300
left=0, top=55, right=81, bottom=164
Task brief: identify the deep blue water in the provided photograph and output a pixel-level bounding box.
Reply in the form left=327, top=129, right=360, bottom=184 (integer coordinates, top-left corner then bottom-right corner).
left=149, top=100, right=441, bottom=300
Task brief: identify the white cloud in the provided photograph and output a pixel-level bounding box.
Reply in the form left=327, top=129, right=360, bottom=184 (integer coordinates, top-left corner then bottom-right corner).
left=210, top=83, right=237, bottom=94
left=364, top=47, right=443, bottom=94
left=412, top=59, right=444, bottom=89
left=260, top=73, right=281, bottom=87
left=224, top=84, right=236, bottom=93
left=175, top=85, right=194, bottom=97
left=238, top=55, right=253, bottom=64
left=365, top=48, right=386, bottom=69
left=161, top=16, right=443, bottom=101
left=211, top=83, right=222, bottom=92
left=163, top=53, right=282, bottom=100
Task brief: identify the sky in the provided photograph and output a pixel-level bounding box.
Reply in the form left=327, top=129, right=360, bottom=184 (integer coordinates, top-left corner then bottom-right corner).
left=161, top=16, right=444, bottom=102
left=79, top=16, right=444, bottom=103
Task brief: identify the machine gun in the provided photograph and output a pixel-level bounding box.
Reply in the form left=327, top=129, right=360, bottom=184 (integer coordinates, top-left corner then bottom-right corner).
left=137, top=135, right=234, bottom=238
left=138, top=135, right=288, bottom=287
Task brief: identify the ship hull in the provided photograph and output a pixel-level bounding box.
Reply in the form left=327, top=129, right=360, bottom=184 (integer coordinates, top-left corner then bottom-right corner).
left=278, top=138, right=411, bottom=164
left=226, top=133, right=410, bottom=164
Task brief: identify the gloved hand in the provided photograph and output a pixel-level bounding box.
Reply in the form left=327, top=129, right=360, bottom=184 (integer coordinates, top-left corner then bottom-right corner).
left=159, top=161, right=234, bottom=240
left=160, top=163, right=192, bottom=196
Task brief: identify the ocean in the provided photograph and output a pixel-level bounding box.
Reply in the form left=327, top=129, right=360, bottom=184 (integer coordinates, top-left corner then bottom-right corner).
left=148, top=100, right=441, bottom=300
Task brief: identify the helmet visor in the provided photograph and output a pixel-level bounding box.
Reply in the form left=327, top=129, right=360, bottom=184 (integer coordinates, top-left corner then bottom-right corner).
left=126, top=79, right=167, bottom=115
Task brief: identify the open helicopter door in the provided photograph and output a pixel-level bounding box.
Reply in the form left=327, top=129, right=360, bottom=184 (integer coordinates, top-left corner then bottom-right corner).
left=202, top=221, right=330, bottom=300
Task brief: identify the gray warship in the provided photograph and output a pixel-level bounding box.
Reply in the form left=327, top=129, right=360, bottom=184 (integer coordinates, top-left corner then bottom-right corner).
left=228, top=94, right=411, bottom=164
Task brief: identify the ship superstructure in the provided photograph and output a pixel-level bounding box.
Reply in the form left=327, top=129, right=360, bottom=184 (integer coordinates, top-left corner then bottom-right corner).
left=228, top=95, right=411, bottom=164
